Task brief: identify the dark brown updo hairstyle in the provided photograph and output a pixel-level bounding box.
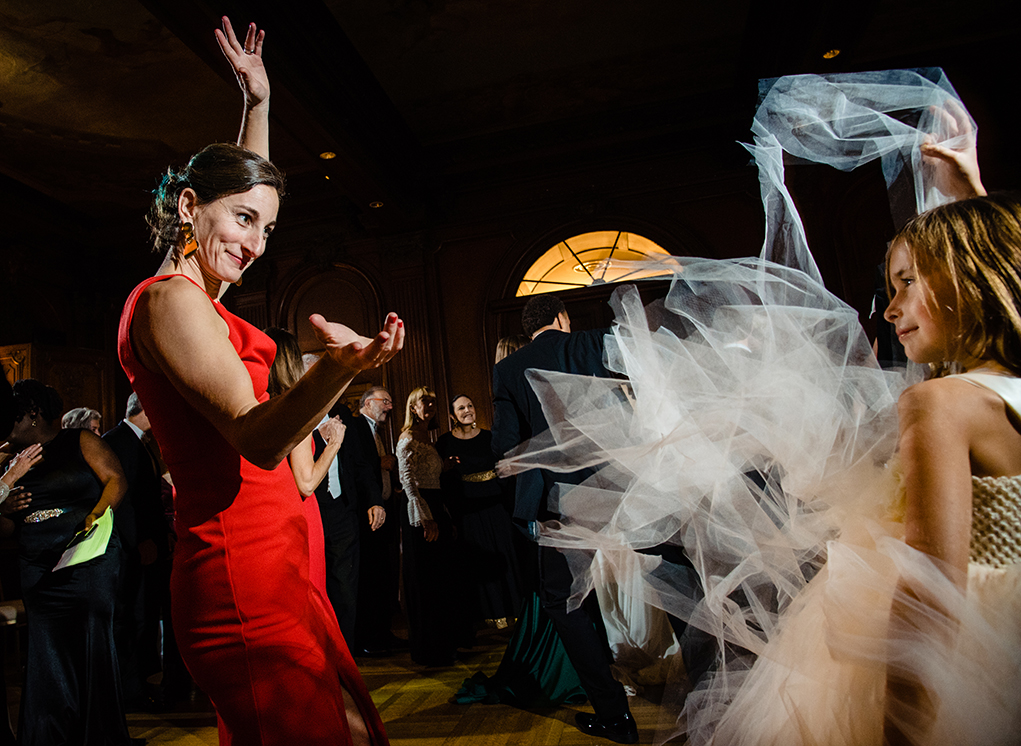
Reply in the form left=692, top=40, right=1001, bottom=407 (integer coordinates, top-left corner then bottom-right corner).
left=147, top=142, right=287, bottom=259
left=12, top=379, right=64, bottom=424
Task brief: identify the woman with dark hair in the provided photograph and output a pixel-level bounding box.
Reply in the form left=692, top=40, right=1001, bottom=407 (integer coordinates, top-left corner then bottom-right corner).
left=5, top=379, right=131, bottom=745
left=117, top=18, right=401, bottom=746
left=437, top=394, right=521, bottom=626
left=396, top=386, right=459, bottom=665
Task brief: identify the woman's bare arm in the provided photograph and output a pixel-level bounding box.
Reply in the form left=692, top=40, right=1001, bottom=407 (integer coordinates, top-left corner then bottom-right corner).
left=79, top=431, right=127, bottom=530
left=288, top=419, right=346, bottom=496
left=885, top=379, right=975, bottom=745
left=131, top=276, right=403, bottom=470
left=897, top=380, right=974, bottom=578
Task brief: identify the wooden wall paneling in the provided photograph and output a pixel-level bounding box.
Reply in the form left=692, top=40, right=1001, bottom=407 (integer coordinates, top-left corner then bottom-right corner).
left=0, top=342, right=116, bottom=429
left=274, top=262, right=389, bottom=418
left=386, top=266, right=436, bottom=430
left=432, top=233, right=517, bottom=430
left=231, top=291, right=270, bottom=331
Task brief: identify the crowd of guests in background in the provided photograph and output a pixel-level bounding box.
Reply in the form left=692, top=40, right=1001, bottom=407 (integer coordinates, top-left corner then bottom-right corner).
left=0, top=328, right=545, bottom=744
left=1, top=16, right=1018, bottom=746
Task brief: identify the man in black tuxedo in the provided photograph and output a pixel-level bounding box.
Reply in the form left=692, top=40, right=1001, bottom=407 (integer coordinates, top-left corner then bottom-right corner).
left=103, top=393, right=172, bottom=711
left=492, top=295, right=637, bottom=744
left=313, top=401, right=385, bottom=650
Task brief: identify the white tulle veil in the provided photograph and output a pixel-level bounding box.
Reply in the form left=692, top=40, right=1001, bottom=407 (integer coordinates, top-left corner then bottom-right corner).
left=496, top=69, right=1002, bottom=744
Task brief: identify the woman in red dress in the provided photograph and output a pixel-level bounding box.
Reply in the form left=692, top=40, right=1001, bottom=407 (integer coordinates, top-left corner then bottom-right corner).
left=117, top=18, right=402, bottom=746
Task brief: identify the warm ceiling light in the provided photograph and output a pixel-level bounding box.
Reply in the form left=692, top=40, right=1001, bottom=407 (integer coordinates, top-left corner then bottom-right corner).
left=324, top=175, right=330, bottom=180
left=822, top=49, right=841, bottom=59
left=319, top=151, right=336, bottom=160
left=369, top=201, right=383, bottom=209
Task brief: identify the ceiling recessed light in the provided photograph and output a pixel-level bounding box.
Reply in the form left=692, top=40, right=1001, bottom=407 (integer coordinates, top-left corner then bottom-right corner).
left=822, top=49, right=841, bottom=59
left=369, top=201, right=383, bottom=209
left=324, top=175, right=330, bottom=180
left=319, top=151, right=336, bottom=160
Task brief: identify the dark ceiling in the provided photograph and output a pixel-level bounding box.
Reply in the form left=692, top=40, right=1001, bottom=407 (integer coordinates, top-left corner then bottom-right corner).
left=1, top=0, right=1019, bottom=243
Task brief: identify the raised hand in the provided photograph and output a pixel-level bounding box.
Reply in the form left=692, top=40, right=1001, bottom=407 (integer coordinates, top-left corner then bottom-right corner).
left=920, top=99, right=986, bottom=201
left=310, top=313, right=405, bottom=374
left=215, top=17, right=269, bottom=110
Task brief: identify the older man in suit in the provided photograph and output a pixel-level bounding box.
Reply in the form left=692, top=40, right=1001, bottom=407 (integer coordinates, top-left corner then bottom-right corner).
left=351, top=387, right=405, bottom=654
left=492, top=295, right=637, bottom=744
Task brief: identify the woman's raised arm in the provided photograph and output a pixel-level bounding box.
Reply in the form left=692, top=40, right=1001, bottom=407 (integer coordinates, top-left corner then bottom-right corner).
left=215, top=16, right=270, bottom=159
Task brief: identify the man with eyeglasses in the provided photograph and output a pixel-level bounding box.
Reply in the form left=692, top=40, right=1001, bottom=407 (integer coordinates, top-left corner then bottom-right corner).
left=350, top=386, right=406, bottom=654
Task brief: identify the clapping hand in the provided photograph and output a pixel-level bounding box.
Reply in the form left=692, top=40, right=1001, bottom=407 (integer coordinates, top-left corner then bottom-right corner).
left=921, top=99, right=986, bottom=201
left=310, top=313, right=405, bottom=374
left=318, top=417, right=347, bottom=446
left=215, top=16, right=269, bottom=110
left=2, top=442, right=43, bottom=490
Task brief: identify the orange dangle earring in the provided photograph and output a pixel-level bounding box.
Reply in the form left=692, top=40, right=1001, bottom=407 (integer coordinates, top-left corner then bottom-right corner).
left=180, top=222, right=198, bottom=258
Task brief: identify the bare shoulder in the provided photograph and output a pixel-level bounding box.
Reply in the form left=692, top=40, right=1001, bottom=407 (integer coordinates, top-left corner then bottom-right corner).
left=897, top=376, right=994, bottom=420
left=137, top=275, right=215, bottom=320
left=133, top=276, right=227, bottom=369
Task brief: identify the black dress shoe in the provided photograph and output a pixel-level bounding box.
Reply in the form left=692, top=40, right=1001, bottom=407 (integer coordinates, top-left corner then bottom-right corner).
left=575, top=712, right=639, bottom=744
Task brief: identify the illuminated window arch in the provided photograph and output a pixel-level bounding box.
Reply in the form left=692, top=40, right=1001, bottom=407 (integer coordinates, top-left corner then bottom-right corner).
left=516, top=230, right=673, bottom=297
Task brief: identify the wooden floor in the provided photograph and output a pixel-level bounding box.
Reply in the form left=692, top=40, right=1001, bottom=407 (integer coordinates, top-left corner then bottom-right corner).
left=7, top=626, right=681, bottom=745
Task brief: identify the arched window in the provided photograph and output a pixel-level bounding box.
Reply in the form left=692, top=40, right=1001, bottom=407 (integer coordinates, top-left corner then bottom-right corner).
left=516, top=230, right=673, bottom=296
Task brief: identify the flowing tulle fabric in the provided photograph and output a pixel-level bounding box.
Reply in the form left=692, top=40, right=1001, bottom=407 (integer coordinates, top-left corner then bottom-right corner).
left=497, top=69, right=1020, bottom=745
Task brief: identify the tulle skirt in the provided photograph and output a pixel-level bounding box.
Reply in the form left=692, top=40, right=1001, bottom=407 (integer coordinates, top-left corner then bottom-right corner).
left=698, top=524, right=1021, bottom=746
left=497, top=257, right=1020, bottom=744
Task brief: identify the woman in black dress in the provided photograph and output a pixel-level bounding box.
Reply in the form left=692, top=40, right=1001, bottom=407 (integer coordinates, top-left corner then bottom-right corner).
left=5, top=379, right=131, bottom=745
left=436, top=395, right=522, bottom=625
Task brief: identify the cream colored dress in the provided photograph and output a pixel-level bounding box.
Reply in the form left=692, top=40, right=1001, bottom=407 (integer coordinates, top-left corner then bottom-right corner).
left=701, top=372, right=1021, bottom=746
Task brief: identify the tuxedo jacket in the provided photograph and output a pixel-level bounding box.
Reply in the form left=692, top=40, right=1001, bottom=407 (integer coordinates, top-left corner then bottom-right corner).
left=347, top=413, right=384, bottom=498
left=491, top=328, right=610, bottom=523
left=102, top=421, right=168, bottom=554
left=313, top=403, right=383, bottom=527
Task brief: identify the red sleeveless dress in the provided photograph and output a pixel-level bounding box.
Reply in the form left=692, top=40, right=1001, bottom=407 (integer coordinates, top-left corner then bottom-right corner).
left=118, top=275, right=387, bottom=746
